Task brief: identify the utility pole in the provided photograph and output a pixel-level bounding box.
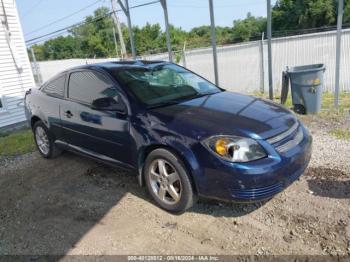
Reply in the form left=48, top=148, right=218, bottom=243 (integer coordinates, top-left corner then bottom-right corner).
left=267, top=0, right=273, bottom=100
left=209, top=0, right=219, bottom=86
left=30, top=47, right=42, bottom=86
left=259, top=32, right=265, bottom=94
left=118, top=0, right=136, bottom=60
left=112, top=26, right=119, bottom=58
left=182, top=41, right=187, bottom=67
left=111, top=0, right=126, bottom=59
left=334, top=0, right=344, bottom=109
left=160, top=0, right=172, bottom=62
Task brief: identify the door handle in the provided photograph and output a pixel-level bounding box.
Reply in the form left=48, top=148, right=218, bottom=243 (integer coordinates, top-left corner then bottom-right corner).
left=64, top=110, right=73, bottom=118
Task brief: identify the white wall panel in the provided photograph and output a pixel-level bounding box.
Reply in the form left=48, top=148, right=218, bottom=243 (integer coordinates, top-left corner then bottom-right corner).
left=0, top=0, right=35, bottom=128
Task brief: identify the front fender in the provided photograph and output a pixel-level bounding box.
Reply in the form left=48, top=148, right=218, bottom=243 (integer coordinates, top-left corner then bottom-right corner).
left=137, top=135, right=202, bottom=192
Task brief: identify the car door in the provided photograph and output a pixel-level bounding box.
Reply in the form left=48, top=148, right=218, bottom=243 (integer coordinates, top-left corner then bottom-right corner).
left=60, top=69, right=133, bottom=167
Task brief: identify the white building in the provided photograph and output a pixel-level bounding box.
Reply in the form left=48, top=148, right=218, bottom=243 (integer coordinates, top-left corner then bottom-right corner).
left=0, top=0, right=35, bottom=130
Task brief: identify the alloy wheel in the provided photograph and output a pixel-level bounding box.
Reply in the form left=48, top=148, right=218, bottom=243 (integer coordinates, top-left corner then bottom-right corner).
left=149, top=159, right=182, bottom=205
left=35, top=126, right=50, bottom=155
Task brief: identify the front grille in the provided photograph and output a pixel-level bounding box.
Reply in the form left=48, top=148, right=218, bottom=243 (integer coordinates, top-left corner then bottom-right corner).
left=275, top=127, right=303, bottom=153
left=267, top=122, right=299, bottom=144
left=267, top=122, right=304, bottom=153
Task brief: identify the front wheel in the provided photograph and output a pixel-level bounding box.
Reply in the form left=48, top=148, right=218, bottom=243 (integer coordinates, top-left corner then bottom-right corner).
left=144, top=148, right=195, bottom=213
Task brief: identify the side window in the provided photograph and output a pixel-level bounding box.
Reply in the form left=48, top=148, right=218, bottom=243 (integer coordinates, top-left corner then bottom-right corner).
left=68, top=71, right=118, bottom=104
left=42, top=75, right=66, bottom=97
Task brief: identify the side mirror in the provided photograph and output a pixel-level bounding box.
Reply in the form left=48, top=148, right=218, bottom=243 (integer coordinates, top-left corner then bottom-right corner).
left=91, top=97, right=126, bottom=114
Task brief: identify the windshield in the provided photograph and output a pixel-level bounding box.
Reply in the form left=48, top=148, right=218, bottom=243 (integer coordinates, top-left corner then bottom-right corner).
left=111, top=64, right=221, bottom=107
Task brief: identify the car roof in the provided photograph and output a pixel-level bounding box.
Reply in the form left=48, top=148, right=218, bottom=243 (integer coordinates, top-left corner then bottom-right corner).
left=66, top=60, right=170, bottom=73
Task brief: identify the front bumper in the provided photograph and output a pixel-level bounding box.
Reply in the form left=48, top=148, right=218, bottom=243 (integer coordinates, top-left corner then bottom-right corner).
left=193, top=124, right=312, bottom=202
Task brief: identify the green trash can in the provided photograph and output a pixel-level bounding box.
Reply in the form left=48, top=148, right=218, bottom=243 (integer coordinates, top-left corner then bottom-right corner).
left=285, top=64, right=326, bottom=114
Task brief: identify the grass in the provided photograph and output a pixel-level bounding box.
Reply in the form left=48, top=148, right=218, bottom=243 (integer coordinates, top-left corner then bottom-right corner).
left=253, top=91, right=350, bottom=121
left=253, top=91, right=350, bottom=111
left=253, top=91, right=350, bottom=140
left=329, top=128, right=350, bottom=140
left=0, top=128, right=35, bottom=156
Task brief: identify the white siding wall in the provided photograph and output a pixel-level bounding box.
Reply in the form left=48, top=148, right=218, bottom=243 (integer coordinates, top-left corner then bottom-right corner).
left=0, top=0, right=35, bottom=128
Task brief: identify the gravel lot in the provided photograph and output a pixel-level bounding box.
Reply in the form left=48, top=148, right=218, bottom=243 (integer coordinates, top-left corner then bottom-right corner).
left=0, top=116, right=349, bottom=256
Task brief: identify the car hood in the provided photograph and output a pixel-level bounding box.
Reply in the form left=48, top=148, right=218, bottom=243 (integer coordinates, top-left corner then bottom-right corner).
left=147, top=91, right=298, bottom=140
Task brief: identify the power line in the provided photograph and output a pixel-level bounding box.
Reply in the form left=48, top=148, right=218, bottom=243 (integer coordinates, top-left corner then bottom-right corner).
left=26, top=12, right=113, bottom=45
left=25, top=0, right=104, bottom=37
left=168, top=0, right=263, bottom=9
left=26, top=0, right=160, bottom=45
left=28, top=31, right=72, bottom=45
left=127, top=0, right=160, bottom=10
left=21, top=0, right=44, bottom=18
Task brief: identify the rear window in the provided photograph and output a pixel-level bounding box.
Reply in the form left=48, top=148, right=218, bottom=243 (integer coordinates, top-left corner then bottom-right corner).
left=42, top=75, right=66, bottom=98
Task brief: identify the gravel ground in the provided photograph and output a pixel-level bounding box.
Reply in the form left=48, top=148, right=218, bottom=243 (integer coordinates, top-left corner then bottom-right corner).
left=0, top=116, right=349, bottom=256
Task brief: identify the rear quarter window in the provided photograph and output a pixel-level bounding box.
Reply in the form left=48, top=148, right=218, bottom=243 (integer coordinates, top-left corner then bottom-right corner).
left=41, top=75, right=66, bottom=98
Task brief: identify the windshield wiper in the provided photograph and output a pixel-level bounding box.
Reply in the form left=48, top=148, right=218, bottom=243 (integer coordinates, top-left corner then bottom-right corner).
left=147, top=93, right=199, bottom=109
left=173, top=91, right=219, bottom=102
left=147, top=100, right=181, bottom=109
left=147, top=92, right=218, bottom=109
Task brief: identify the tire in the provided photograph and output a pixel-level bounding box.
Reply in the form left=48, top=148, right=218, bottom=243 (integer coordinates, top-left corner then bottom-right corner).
left=144, top=148, right=195, bottom=213
left=293, top=104, right=306, bottom=115
left=33, top=120, right=62, bottom=159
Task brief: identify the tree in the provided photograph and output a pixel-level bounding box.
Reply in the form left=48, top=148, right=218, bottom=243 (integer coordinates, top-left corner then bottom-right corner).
left=231, top=13, right=266, bottom=42
left=133, top=23, right=163, bottom=54
left=30, top=7, right=116, bottom=60
left=44, top=36, right=80, bottom=60
left=70, top=7, right=115, bottom=58
left=216, top=26, right=233, bottom=45
left=272, top=0, right=336, bottom=31
left=167, top=25, right=187, bottom=51
left=187, top=26, right=233, bottom=48
left=29, top=44, right=45, bottom=61
left=344, top=0, right=350, bottom=24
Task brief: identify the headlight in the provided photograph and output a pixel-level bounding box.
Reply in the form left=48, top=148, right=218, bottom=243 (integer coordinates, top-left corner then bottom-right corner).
left=201, top=135, right=267, bottom=162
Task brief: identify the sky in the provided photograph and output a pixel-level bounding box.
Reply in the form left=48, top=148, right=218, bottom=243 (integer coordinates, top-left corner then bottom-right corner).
left=17, top=0, right=277, bottom=44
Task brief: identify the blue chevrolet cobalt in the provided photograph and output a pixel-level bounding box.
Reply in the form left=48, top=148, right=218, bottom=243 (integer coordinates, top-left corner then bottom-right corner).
left=25, top=61, right=312, bottom=213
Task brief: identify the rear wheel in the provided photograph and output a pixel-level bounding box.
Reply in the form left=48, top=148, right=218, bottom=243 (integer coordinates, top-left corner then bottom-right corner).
left=33, top=121, right=62, bottom=158
left=144, top=148, right=195, bottom=213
